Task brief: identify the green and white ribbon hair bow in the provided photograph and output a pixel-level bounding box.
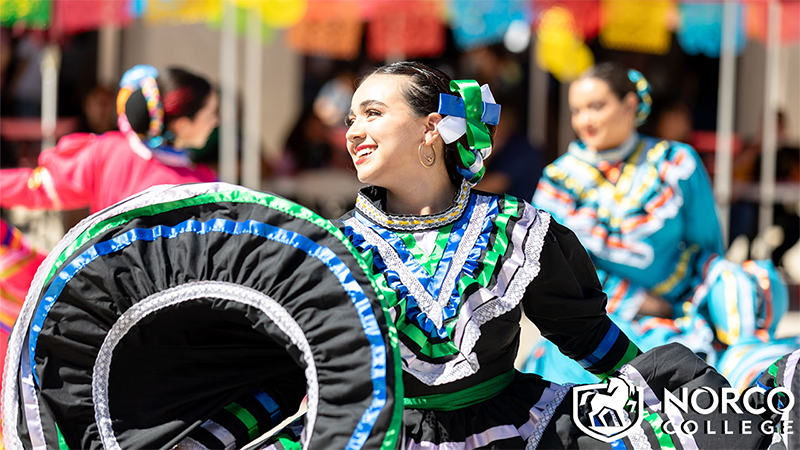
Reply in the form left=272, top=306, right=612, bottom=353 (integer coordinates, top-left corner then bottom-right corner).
left=437, top=80, right=501, bottom=184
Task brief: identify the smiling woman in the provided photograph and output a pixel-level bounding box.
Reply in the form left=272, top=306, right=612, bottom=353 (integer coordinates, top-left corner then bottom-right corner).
left=345, top=70, right=457, bottom=216
left=568, top=73, right=639, bottom=153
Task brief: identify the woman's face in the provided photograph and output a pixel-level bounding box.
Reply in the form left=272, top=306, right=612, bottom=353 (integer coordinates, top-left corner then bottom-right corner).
left=569, top=77, right=637, bottom=151
left=345, top=74, right=432, bottom=189
left=174, top=91, right=219, bottom=149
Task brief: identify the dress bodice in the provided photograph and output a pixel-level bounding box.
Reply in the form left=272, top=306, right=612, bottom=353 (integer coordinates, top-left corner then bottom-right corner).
left=339, top=181, right=639, bottom=398
left=534, top=134, right=724, bottom=310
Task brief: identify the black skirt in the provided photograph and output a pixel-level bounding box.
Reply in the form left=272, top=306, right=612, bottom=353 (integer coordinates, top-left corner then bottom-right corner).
left=3, top=182, right=403, bottom=450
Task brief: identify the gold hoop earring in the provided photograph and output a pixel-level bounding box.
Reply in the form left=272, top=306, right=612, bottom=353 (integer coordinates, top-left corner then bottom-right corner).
left=418, top=143, right=436, bottom=168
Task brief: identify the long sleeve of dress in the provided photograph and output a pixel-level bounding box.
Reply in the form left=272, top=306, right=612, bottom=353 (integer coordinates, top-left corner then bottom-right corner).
left=595, top=268, right=649, bottom=321
left=522, top=219, right=641, bottom=378
left=0, top=133, right=99, bottom=211
left=531, top=176, right=575, bottom=224
left=672, top=143, right=725, bottom=276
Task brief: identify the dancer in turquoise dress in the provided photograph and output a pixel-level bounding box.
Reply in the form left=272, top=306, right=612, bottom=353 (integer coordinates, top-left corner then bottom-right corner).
left=524, top=63, right=793, bottom=386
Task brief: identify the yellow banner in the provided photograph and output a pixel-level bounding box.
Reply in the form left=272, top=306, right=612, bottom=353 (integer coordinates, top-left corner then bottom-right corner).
left=600, top=0, right=673, bottom=55
left=145, top=0, right=222, bottom=24
left=235, top=0, right=307, bottom=28
left=536, top=6, right=594, bottom=83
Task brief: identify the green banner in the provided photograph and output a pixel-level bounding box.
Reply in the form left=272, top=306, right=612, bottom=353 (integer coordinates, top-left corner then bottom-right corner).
left=1, top=0, right=51, bottom=28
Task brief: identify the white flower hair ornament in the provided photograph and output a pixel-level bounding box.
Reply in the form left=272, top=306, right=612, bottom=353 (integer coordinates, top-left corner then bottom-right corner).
left=436, top=80, right=501, bottom=184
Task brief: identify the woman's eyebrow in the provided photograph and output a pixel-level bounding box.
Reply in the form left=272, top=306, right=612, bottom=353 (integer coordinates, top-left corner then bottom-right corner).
left=359, top=99, right=388, bottom=110
left=348, top=100, right=389, bottom=117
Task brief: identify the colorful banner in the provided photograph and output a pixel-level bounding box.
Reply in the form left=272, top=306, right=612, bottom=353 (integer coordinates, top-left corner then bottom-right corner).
left=52, top=0, right=132, bottom=36
left=286, top=0, right=363, bottom=60
left=0, top=0, right=51, bottom=28
left=204, top=2, right=275, bottom=43
left=677, top=2, right=746, bottom=58
left=536, top=6, right=594, bottom=83
left=533, top=0, right=601, bottom=40
left=450, top=0, right=530, bottom=50
left=599, top=0, right=673, bottom=55
left=747, top=0, right=800, bottom=44
left=366, top=0, right=446, bottom=61
left=128, top=0, right=146, bottom=18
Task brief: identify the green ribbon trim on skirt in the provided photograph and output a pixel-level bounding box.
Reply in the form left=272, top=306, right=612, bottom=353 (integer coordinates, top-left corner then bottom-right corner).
left=403, top=369, right=515, bottom=411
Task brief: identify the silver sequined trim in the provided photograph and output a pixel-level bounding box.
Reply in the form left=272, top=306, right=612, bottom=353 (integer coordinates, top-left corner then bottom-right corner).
left=628, top=424, right=654, bottom=450
left=526, top=382, right=574, bottom=450
left=462, top=208, right=551, bottom=356
left=92, top=281, right=319, bottom=450
left=3, top=182, right=243, bottom=450
left=355, top=180, right=471, bottom=232
left=174, top=436, right=211, bottom=450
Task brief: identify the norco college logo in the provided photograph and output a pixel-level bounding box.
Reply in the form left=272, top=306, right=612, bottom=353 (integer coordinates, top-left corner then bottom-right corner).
left=573, top=377, right=796, bottom=443
left=573, top=377, right=643, bottom=443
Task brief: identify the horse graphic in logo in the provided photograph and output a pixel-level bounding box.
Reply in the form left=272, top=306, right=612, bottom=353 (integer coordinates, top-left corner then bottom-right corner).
left=572, top=377, right=643, bottom=443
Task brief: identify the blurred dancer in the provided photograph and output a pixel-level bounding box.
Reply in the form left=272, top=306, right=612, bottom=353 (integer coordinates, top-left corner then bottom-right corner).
left=0, top=64, right=217, bottom=214
left=524, top=62, right=792, bottom=387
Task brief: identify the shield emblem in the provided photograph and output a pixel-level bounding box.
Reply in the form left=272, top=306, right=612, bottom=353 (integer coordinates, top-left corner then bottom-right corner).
left=571, top=377, right=644, bottom=443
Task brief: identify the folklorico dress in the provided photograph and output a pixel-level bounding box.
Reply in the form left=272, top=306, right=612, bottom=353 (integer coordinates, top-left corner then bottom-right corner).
left=333, top=180, right=772, bottom=449
left=339, top=180, right=634, bottom=447
left=524, top=133, right=794, bottom=387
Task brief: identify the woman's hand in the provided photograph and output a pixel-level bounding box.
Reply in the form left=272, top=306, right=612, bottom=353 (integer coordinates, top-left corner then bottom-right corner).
left=638, top=292, right=673, bottom=318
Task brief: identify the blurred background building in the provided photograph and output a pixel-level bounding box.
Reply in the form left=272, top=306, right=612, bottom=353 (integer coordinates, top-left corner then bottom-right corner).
left=1, top=0, right=799, bottom=309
